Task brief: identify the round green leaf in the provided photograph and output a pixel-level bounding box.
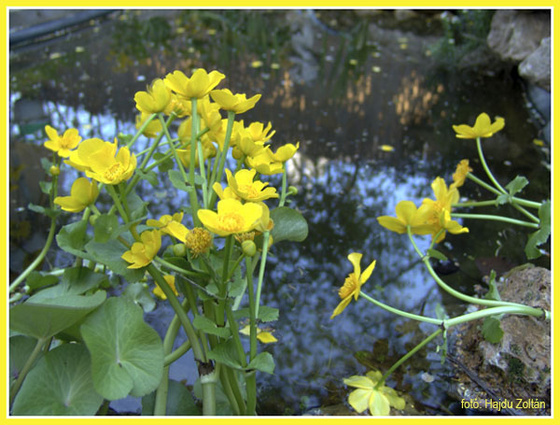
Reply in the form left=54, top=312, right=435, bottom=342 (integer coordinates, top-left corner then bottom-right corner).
left=270, top=206, right=308, bottom=243
left=81, top=297, right=164, bottom=400
left=9, top=291, right=106, bottom=339
left=12, top=343, right=103, bottom=415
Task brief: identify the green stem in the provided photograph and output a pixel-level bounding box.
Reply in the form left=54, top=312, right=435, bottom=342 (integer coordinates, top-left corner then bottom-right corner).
left=466, top=173, right=502, bottom=197
left=511, top=203, right=540, bottom=223
left=128, top=113, right=158, bottom=148
left=359, top=292, right=442, bottom=325
left=154, top=307, right=184, bottom=415
left=377, top=329, right=442, bottom=388
left=209, top=111, right=236, bottom=207
left=225, top=302, right=247, bottom=368
left=407, top=227, right=535, bottom=309
left=451, top=212, right=539, bottom=229
left=9, top=218, right=57, bottom=293
left=452, top=200, right=498, bottom=208
left=105, top=184, right=129, bottom=223
left=146, top=264, right=205, bottom=363
left=154, top=256, right=209, bottom=279
left=476, top=137, right=507, bottom=194
left=10, top=337, right=48, bottom=405
left=511, top=196, right=542, bottom=209
left=245, top=257, right=258, bottom=415
left=161, top=114, right=200, bottom=226
left=219, top=366, right=242, bottom=415
left=200, top=368, right=218, bottom=416
left=446, top=305, right=547, bottom=326
left=164, top=340, right=192, bottom=367
left=216, top=236, right=234, bottom=326
left=279, top=163, right=288, bottom=207
left=254, top=231, right=270, bottom=319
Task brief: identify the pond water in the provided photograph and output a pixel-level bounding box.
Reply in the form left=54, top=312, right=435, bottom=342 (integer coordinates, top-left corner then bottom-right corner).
left=9, top=9, right=551, bottom=415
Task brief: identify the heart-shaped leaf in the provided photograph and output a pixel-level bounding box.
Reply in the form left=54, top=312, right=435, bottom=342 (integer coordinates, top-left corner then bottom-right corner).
left=10, top=291, right=106, bottom=339
left=12, top=343, right=103, bottom=415
left=81, top=297, right=164, bottom=400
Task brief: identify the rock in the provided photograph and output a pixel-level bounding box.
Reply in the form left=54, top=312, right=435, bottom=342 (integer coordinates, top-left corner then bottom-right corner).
left=519, top=37, right=551, bottom=91
left=450, top=266, right=551, bottom=415
left=487, top=10, right=550, bottom=62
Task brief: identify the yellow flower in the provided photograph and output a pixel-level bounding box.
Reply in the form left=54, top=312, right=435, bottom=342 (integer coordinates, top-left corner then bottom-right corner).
left=212, top=182, right=240, bottom=200
left=232, top=134, right=267, bottom=160
left=146, top=212, right=189, bottom=243
left=376, top=201, right=433, bottom=236
left=196, top=95, right=222, bottom=131
left=253, top=201, right=274, bottom=234
left=210, top=88, right=261, bottom=114
left=184, top=227, right=213, bottom=257
left=225, top=168, right=279, bottom=202
left=344, top=370, right=406, bottom=416
left=206, top=119, right=244, bottom=151
left=44, top=125, right=81, bottom=157
left=452, top=113, right=505, bottom=139
left=153, top=274, right=179, bottom=300
left=122, top=229, right=162, bottom=269
left=135, top=112, right=163, bottom=138
left=134, top=78, right=171, bottom=114
left=246, top=121, right=275, bottom=144
left=163, top=93, right=191, bottom=117
left=198, top=198, right=263, bottom=237
left=422, top=177, right=468, bottom=242
left=66, top=138, right=137, bottom=185
left=450, top=159, right=473, bottom=189
left=165, top=69, right=225, bottom=99
left=246, top=150, right=283, bottom=175
left=64, top=138, right=112, bottom=173
left=266, top=142, right=299, bottom=163
left=53, top=177, right=98, bottom=212
left=87, top=142, right=136, bottom=185
left=239, top=325, right=278, bottom=343
left=331, top=253, right=376, bottom=319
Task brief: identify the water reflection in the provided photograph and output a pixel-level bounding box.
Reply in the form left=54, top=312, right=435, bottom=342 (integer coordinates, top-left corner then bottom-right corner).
left=9, top=9, right=550, bottom=415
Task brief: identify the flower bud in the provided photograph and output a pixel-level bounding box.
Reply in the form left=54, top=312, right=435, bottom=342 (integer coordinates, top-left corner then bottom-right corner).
left=172, top=243, right=187, bottom=257
left=288, top=185, right=298, bottom=195
left=49, top=165, right=60, bottom=176
left=242, top=240, right=257, bottom=257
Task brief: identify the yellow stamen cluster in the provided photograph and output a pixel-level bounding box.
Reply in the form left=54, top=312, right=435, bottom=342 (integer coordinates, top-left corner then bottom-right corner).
left=185, top=228, right=213, bottom=257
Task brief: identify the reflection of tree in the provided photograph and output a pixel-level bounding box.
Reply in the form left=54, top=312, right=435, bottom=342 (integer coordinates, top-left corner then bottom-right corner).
left=260, top=157, right=441, bottom=413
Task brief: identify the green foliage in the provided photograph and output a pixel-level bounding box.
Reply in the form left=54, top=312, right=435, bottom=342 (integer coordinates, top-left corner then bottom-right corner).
left=123, top=282, right=156, bottom=313
left=10, top=291, right=106, bottom=340
left=481, top=316, right=504, bottom=344
left=81, top=297, right=164, bottom=400
left=270, top=206, right=308, bottom=243
left=12, top=344, right=103, bottom=416
left=9, top=335, right=42, bottom=384
left=484, top=270, right=501, bottom=301
left=85, top=239, right=145, bottom=282
left=168, top=169, right=193, bottom=192
left=142, top=380, right=200, bottom=415
left=430, top=10, right=495, bottom=67
left=525, top=200, right=551, bottom=259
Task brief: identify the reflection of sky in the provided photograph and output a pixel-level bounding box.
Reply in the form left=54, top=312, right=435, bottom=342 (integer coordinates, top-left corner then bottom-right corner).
left=9, top=9, right=550, bottom=415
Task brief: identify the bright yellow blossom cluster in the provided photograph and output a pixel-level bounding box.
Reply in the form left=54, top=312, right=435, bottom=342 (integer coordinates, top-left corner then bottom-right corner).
left=377, top=161, right=471, bottom=243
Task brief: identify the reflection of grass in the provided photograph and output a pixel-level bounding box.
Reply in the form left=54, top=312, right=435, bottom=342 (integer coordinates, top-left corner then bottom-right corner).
left=430, top=10, right=495, bottom=67
left=176, top=10, right=292, bottom=69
